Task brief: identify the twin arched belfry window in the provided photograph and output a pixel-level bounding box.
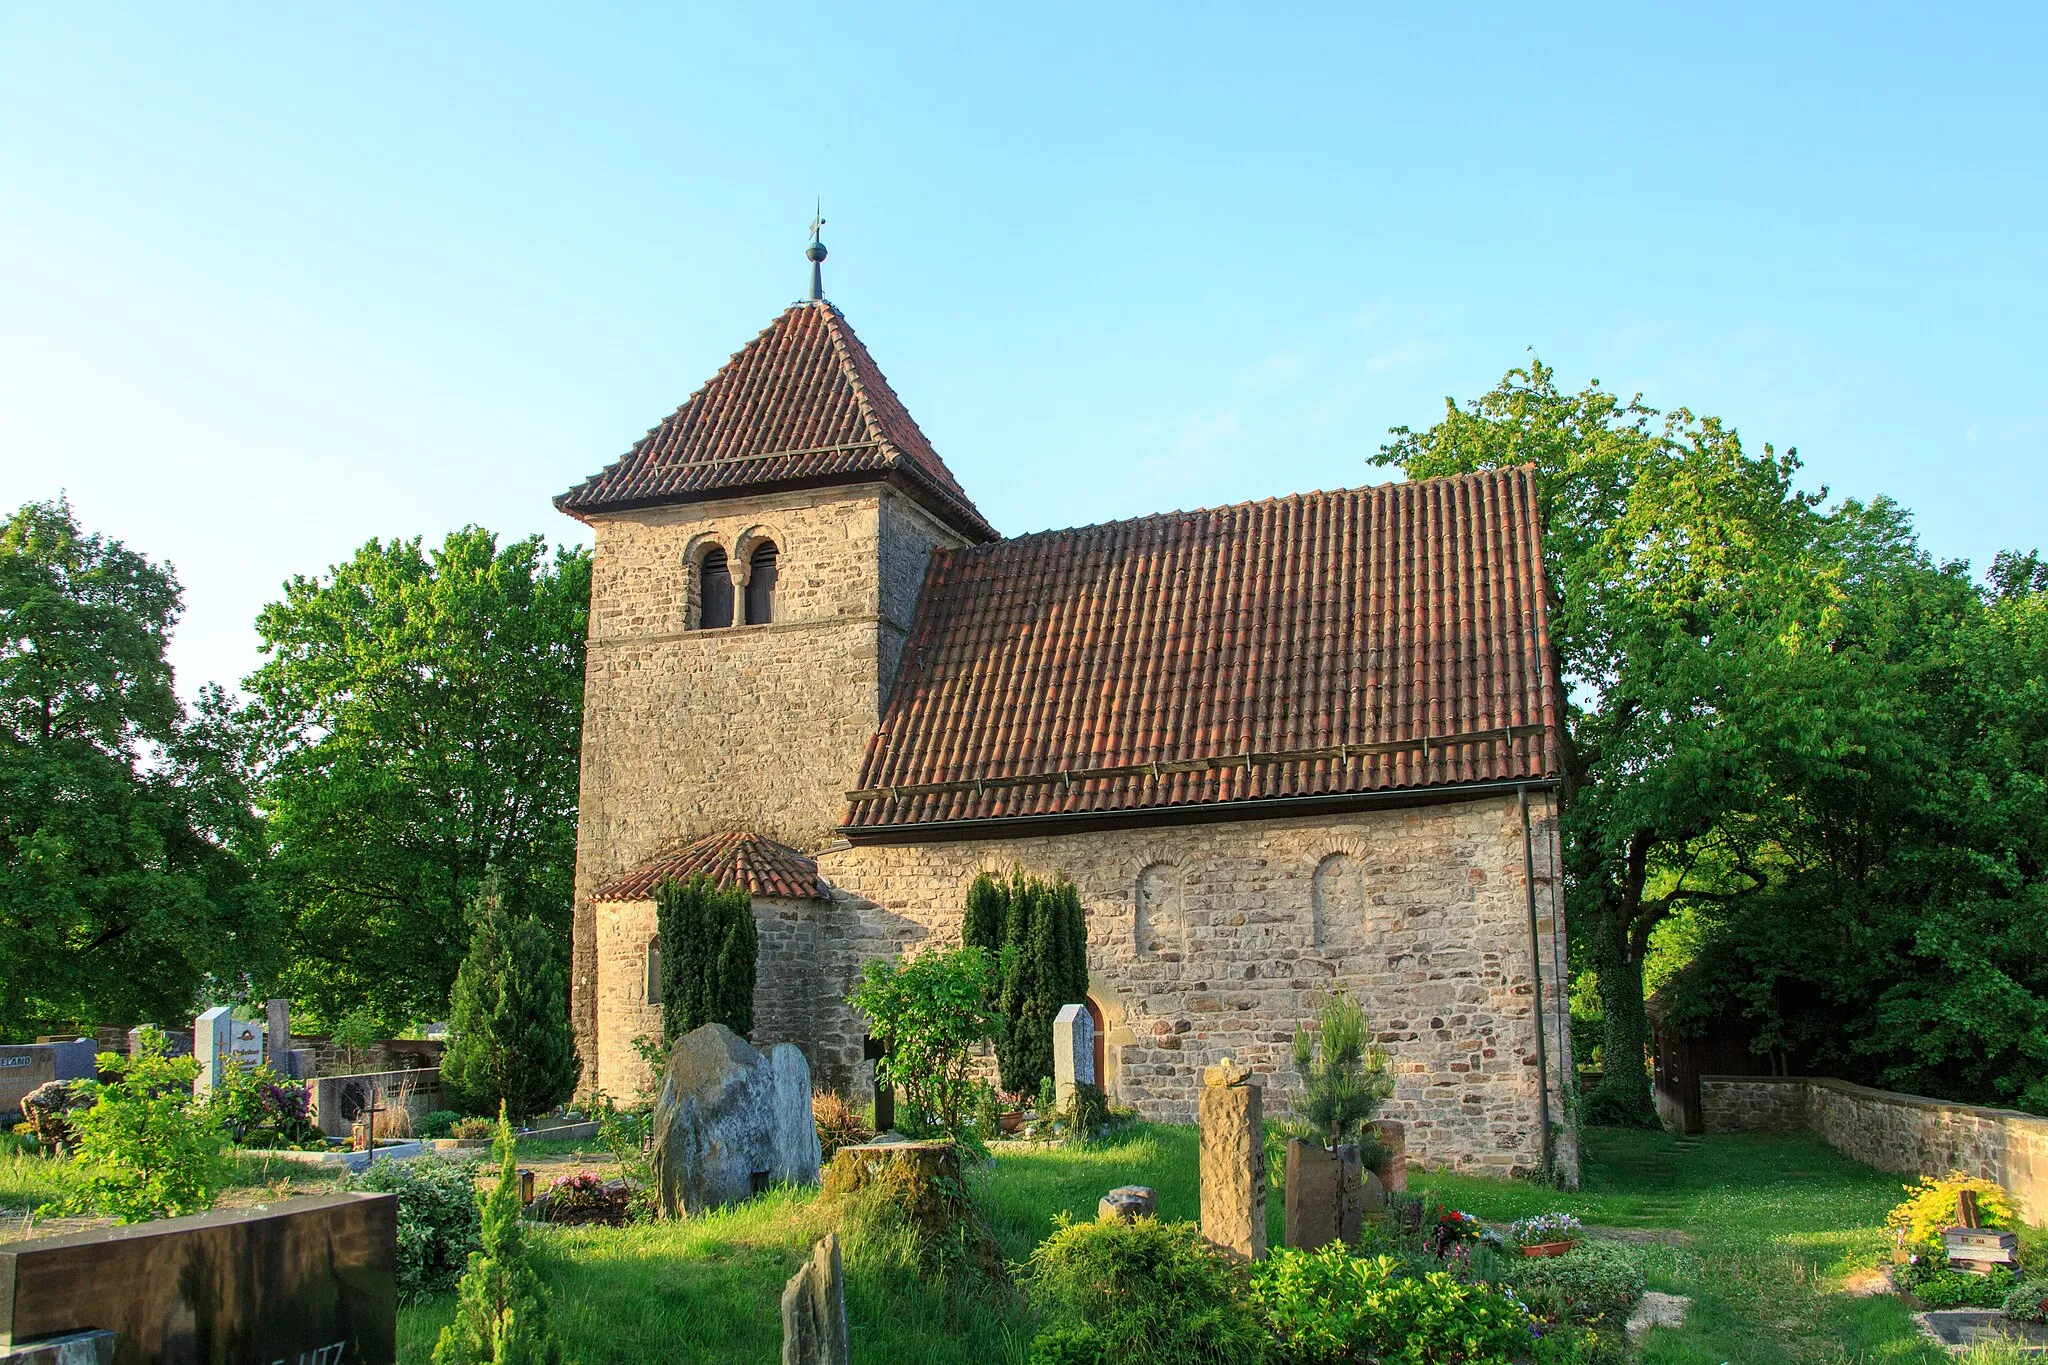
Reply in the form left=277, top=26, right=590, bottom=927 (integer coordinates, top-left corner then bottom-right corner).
left=695, top=541, right=778, bottom=629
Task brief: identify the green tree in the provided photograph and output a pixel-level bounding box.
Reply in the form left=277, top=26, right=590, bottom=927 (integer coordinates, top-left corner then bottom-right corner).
left=0, top=498, right=268, bottom=1034
left=654, top=874, right=757, bottom=1043
left=60, top=1028, right=230, bottom=1222
left=432, top=1104, right=565, bottom=1365
left=963, top=869, right=1090, bottom=1096
left=441, top=878, right=578, bottom=1122
left=246, top=527, right=589, bottom=1025
left=846, top=945, right=1004, bottom=1147
left=1373, top=363, right=1828, bottom=1124
left=1290, top=990, right=1394, bottom=1150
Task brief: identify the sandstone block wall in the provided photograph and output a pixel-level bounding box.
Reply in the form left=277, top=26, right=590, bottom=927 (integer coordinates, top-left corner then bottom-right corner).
left=1700, top=1075, right=2048, bottom=1223
left=814, top=791, right=1573, bottom=1180
left=569, top=483, right=964, bottom=1090
left=594, top=893, right=826, bottom=1100
left=1699, top=1076, right=1809, bottom=1133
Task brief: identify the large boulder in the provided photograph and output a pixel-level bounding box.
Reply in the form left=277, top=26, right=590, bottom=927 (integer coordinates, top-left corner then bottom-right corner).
left=21, top=1079, right=92, bottom=1154
left=650, top=1023, right=820, bottom=1218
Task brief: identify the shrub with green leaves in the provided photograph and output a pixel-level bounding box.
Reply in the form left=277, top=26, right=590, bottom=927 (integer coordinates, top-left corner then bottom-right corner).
left=1250, top=1244, right=1539, bottom=1364
left=846, top=945, right=1004, bottom=1149
left=433, top=1106, right=565, bottom=1365
left=655, top=874, right=757, bottom=1042
left=1501, top=1239, right=1645, bottom=1328
left=418, top=1110, right=465, bottom=1140
left=2004, top=1278, right=2048, bottom=1323
left=353, top=1154, right=484, bottom=1300
left=1912, top=1265, right=2015, bottom=1309
left=208, top=1060, right=323, bottom=1149
left=963, top=868, right=1088, bottom=1096
left=442, top=877, right=578, bottom=1122
left=1026, top=1214, right=1265, bottom=1365
left=59, top=1032, right=228, bottom=1223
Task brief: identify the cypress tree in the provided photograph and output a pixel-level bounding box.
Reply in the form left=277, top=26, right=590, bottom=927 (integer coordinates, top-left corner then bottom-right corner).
left=967, top=867, right=1091, bottom=1095
left=655, top=875, right=757, bottom=1042
left=432, top=1104, right=565, bottom=1365
left=441, top=878, right=579, bottom=1123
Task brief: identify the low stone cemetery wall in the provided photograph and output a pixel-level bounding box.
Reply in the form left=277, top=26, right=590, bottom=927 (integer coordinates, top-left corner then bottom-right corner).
left=1701, top=1074, right=2048, bottom=1222
left=309, top=1068, right=446, bottom=1139
left=0, top=1042, right=96, bottom=1124
left=0, top=1192, right=395, bottom=1365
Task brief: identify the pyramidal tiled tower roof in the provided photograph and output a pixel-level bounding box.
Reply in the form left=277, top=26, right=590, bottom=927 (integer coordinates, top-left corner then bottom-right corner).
left=556, top=299, right=997, bottom=541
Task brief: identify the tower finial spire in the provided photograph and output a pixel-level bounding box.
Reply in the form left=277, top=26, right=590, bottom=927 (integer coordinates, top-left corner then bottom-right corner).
left=805, top=199, right=827, bottom=302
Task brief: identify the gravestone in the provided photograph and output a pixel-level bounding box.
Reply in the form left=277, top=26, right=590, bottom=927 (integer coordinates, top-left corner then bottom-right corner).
left=1097, top=1185, right=1157, bottom=1222
left=0, top=1192, right=395, bottom=1365
left=265, top=999, right=293, bottom=1075
left=0, top=1042, right=93, bottom=1124
left=1369, top=1118, right=1408, bottom=1194
left=0, top=1329, right=116, bottom=1365
left=193, top=1007, right=233, bottom=1096
left=770, top=1044, right=823, bottom=1186
left=1283, top=1140, right=1363, bottom=1251
left=651, top=1023, right=820, bottom=1217
left=779, top=1232, right=849, bottom=1365
left=1053, top=1004, right=1095, bottom=1112
left=1198, top=1059, right=1266, bottom=1261
left=229, top=1018, right=264, bottom=1075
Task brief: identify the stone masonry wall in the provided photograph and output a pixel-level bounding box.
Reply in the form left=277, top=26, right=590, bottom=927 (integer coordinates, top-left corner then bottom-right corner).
left=1700, top=1076, right=2048, bottom=1224
left=569, top=482, right=965, bottom=1090
left=812, top=791, right=1574, bottom=1179
left=595, top=893, right=824, bottom=1100
left=1699, top=1076, right=1809, bottom=1134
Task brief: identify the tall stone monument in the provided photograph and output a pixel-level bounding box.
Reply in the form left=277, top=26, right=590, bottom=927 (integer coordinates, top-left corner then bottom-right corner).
left=193, top=1007, right=234, bottom=1097
left=1198, top=1059, right=1265, bottom=1260
left=265, top=999, right=293, bottom=1075
left=1052, top=1003, right=1094, bottom=1113
left=650, top=1023, right=821, bottom=1218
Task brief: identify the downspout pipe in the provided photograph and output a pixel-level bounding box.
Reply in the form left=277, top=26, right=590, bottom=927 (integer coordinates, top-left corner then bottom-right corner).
left=1520, top=783, right=1555, bottom=1179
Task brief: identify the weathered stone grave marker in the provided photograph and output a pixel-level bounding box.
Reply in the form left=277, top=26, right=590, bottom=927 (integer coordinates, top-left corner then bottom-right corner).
left=1097, top=1185, right=1157, bottom=1223
left=779, top=1232, right=849, bottom=1365
left=1283, top=1139, right=1363, bottom=1251
left=0, top=1192, right=396, bottom=1365
left=0, top=1042, right=93, bottom=1125
left=650, top=1023, right=821, bottom=1217
left=265, top=998, right=293, bottom=1074
left=1198, top=1059, right=1266, bottom=1260
left=1053, top=1003, right=1095, bottom=1113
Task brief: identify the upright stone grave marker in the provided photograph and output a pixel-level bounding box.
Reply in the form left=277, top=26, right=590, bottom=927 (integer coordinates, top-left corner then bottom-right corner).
left=1283, top=1139, right=1363, bottom=1251
left=1052, top=1003, right=1095, bottom=1113
left=650, top=1023, right=821, bottom=1217
left=778, top=1232, right=849, bottom=1365
left=0, top=1192, right=396, bottom=1365
left=265, top=999, right=293, bottom=1075
left=229, top=1018, right=264, bottom=1076
left=192, top=1007, right=233, bottom=1097
left=1198, top=1059, right=1266, bottom=1260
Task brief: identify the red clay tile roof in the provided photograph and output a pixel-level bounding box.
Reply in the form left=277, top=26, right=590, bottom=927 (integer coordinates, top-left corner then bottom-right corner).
left=591, top=831, right=826, bottom=902
left=556, top=300, right=997, bottom=542
left=843, top=467, right=1560, bottom=831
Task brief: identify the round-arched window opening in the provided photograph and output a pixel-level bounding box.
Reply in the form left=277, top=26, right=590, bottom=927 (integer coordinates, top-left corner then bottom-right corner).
left=745, top=541, right=779, bottom=624
left=699, top=548, right=734, bottom=629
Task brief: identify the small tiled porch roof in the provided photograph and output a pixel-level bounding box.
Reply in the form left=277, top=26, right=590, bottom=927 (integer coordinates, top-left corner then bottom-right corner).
left=590, top=831, right=826, bottom=902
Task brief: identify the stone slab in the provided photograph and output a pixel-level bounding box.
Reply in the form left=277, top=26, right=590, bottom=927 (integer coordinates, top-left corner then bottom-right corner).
left=770, top=1044, right=822, bottom=1186
left=1283, top=1140, right=1362, bottom=1252
left=779, top=1232, right=848, bottom=1365
left=0, top=1330, right=116, bottom=1365
left=1053, top=1004, right=1094, bottom=1112
left=1198, top=1068, right=1265, bottom=1261
left=193, top=1007, right=233, bottom=1096
left=0, top=1192, right=395, bottom=1365
left=0, top=1045, right=94, bottom=1125
left=308, top=1069, right=445, bottom=1139
left=1624, top=1291, right=1691, bottom=1343
left=1914, top=1310, right=2048, bottom=1352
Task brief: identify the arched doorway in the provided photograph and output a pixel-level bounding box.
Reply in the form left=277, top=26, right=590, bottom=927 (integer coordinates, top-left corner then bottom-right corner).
left=1085, top=996, right=1106, bottom=1095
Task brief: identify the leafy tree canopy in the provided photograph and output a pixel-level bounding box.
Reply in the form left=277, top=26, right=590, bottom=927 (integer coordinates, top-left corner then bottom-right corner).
left=245, top=527, right=589, bottom=1026
left=0, top=498, right=267, bottom=1034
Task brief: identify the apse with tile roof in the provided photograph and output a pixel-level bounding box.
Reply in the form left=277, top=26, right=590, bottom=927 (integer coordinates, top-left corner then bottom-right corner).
left=558, top=234, right=1578, bottom=1184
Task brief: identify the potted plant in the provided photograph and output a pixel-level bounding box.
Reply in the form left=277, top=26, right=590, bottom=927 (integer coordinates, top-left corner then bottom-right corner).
left=999, top=1092, right=1027, bottom=1135
left=1510, top=1211, right=1585, bottom=1257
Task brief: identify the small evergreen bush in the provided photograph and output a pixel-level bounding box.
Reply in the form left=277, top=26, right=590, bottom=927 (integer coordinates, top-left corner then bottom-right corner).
left=442, top=877, right=578, bottom=1122
left=1025, top=1214, right=1266, bottom=1365
left=1289, top=990, right=1394, bottom=1160
left=1500, top=1239, right=1645, bottom=1327
left=1249, top=1244, right=1541, bottom=1364
left=59, top=1030, right=228, bottom=1223
left=655, top=874, right=757, bottom=1041
left=963, top=868, right=1088, bottom=1096
left=432, top=1105, right=566, bottom=1365
left=418, top=1110, right=465, bottom=1140
left=353, top=1154, right=484, bottom=1300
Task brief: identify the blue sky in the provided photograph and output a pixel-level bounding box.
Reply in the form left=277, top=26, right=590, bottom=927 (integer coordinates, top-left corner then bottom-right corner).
left=3, top=5, right=2042, bottom=699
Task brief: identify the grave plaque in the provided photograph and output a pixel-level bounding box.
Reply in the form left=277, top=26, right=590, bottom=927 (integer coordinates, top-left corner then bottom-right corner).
left=193, top=1006, right=233, bottom=1096
left=0, top=1192, right=396, bottom=1365
left=1052, top=1004, right=1095, bottom=1114
left=229, top=1019, right=265, bottom=1075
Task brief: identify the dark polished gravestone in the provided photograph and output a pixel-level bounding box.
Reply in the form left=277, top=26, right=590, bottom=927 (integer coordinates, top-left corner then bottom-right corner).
left=1915, top=1310, right=2048, bottom=1354
left=0, top=1193, right=396, bottom=1365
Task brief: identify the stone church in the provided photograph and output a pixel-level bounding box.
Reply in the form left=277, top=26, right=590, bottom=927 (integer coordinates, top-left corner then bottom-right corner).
left=555, top=244, right=1575, bottom=1180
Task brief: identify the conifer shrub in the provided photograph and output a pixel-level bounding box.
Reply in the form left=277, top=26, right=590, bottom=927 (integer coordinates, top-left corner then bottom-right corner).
left=655, top=874, right=757, bottom=1042
left=1025, top=1214, right=1265, bottom=1365
left=962, top=868, right=1089, bottom=1095
left=1290, top=990, right=1394, bottom=1162
left=442, top=878, right=578, bottom=1123
left=432, top=1105, right=566, bottom=1365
